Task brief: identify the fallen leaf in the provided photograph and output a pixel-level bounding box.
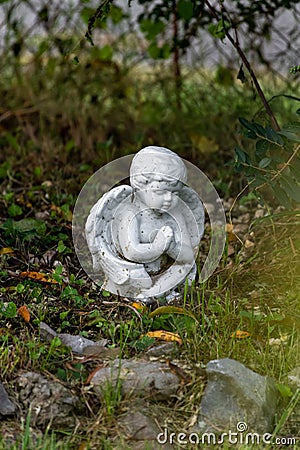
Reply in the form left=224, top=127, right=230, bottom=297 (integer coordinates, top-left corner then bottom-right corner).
left=18, top=305, right=30, bottom=322
left=131, top=302, right=147, bottom=313
left=226, top=223, right=238, bottom=242
left=0, top=247, right=15, bottom=255
left=230, top=330, right=251, bottom=339
left=145, top=330, right=182, bottom=345
left=148, top=306, right=197, bottom=321
left=20, top=271, right=58, bottom=284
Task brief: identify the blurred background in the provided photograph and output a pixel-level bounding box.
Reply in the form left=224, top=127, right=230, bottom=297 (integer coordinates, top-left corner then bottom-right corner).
left=0, top=0, right=299, bottom=200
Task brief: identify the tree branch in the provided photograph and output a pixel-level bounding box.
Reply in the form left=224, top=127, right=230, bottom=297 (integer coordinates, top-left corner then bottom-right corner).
left=204, top=0, right=281, bottom=131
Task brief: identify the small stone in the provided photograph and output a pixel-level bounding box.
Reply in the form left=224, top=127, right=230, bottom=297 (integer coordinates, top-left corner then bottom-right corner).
left=57, top=333, right=96, bottom=355
left=145, top=342, right=177, bottom=358
left=196, top=358, right=279, bottom=434
left=0, top=383, right=16, bottom=416
left=16, top=371, right=84, bottom=429
left=40, top=322, right=108, bottom=356
left=244, top=239, right=255, bottom=248
left=91, top=358, right=180, bottom=400
left=254, top=209, right=265, bottom=219
left=118, top=409, right=159, bottom=440
left=39, top=322, right=58, bottom=341
left=82, top=345, right=119, bottom=359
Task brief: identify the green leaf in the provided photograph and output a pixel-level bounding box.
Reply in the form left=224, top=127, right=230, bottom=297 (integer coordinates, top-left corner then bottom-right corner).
left=5, top=133, right=20, bottom=151
left=140, top=19, right=165, bottom=40
left=149, top=306, right=197, bottom=321
left=12, top=218, right=46, bottom=235
left=97, top=44, right=113, bottom=61
left=278, top=130, right=300, bottom=143
left=239, top=117, right=257, bottom=134
left=57, top=240, right=67, bottom=254
left=279, top=176, right=300, bottom=203
left=271, top=182, right=292, bottom=209
left=265, top=126, right=284, bottom=145
left=276, top=383, right=293, bottom=399
left=1, top=302, right=17, bottom=318
left=258, top=157, right=271, bottom=169
left=110, top=5, right=127, bottom=24
left=208, top=19, right=230, bottom=40
left=234, top=147, right=248, bottom=164
left=102, top=290, right=111, bottom=297
left=73, top=56, right=79, bottom=65
left=255, top=139, right=269, bottom=158
left=253, top=123, right=267, bottom=137
left=8, top=204, right=23, bottom=217
left=177, top=0, right=194, bottom=20
left=148, top=42, right=171, bottom=59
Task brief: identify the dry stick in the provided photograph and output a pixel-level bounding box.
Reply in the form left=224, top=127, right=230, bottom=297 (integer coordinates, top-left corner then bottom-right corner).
left=204, top=0, right=281, bottom=131
left=172, top=0, right=182, bottom=110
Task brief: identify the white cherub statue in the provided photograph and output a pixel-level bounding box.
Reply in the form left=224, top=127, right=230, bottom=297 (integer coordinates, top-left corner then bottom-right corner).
left=85, top=146, right=205, bottom=301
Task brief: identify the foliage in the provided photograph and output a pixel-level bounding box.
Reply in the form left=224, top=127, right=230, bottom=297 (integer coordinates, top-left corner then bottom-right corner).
left=234, top=116, right=300, bottom=207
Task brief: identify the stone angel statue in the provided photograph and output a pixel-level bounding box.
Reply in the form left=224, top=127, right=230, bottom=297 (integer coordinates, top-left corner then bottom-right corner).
left=85, top=146, right=205, bottom=301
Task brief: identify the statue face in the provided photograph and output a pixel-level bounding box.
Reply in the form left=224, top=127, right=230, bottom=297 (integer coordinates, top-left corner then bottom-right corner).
left=137, top=182, right=179, bottom=211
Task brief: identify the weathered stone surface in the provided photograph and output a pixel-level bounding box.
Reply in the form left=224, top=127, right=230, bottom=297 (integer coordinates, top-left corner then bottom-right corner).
left=16, top=371, right=84, bottom=429
left=115, top=402, right=173, bottom=450
left=40, top=321, right=108, bottom=355
left=0, top=383, right=16, bottom=416
left=91, top=358, right=180, bottom=400
left=196, top=358, right=279, bottom=434
left=145, top=342, right=177, bottom=358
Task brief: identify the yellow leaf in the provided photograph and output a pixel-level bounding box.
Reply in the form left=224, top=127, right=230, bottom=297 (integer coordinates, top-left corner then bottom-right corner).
left=145, top=330, right=182, bottom=345
left=131, top=302, right=147, bottom=313
left=0, top=247, right=15, bottom=255
left=230, top=330, right=251, bottom=339
left=20, top=271, right=58, bottom=284
left=226, top=223, right=237, bottom=242
left=18, top=305, right=30, bottom=322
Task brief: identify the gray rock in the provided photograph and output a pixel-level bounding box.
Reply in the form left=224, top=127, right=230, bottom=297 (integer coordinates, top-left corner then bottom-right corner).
left=196, top=358, right=279, bottom=434
left=118, top=408, right=160, bottom=440
left=39, top=321, right=108, bottom=355
left=91, top=358, right=180, bottom=400
left=145, top=342, right=177, bottom=358
left=115, top=402, right=173, bottom=450
left=16, top=371, right=84, bottom=429
left=0, top=383, right=16, bottom=416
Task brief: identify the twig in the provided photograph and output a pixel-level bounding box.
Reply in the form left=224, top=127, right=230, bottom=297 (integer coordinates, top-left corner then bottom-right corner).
left=204, top=0, right=280, bottom=131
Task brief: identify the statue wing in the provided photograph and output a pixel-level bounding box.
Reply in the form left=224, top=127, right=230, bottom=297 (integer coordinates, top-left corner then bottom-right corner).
left=178, top=186, right=205, bottom=248
left=85, top=185, right=146, bottom=285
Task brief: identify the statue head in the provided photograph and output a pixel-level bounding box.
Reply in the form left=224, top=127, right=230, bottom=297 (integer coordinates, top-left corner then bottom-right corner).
left=130, top=146, right=187, bottom=190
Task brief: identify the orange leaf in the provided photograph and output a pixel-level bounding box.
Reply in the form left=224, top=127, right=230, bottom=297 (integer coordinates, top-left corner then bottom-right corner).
left=145, top=330, right=182, bottom=345
left=0, top=247, right=15, bottom=255
left=226, top=223, right=237, bottom=242
left=18, top=305, right=30, bottom=322
left=230, top=330, right=251, bottom=339
left=20, top=271, right=58, bottom=284
left=131, top=302, right=147, bottom=312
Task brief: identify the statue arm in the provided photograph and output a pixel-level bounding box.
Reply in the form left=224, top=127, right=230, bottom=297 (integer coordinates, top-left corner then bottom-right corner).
left=117, top=211, right=173, bottom=263
left=167, top=212, right=195, bottom=264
